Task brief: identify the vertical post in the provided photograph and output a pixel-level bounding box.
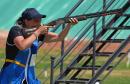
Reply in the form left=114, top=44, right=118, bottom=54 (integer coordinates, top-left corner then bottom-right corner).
left=92, top=22, right=96, bottom=77
left=60, top=24, right=65, bottom=75
left=102, top=0, right=106, bottom=29
left=50, top=57, right=55, bottom=84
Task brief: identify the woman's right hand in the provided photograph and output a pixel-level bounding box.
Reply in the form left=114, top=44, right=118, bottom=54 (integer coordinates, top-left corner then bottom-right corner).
left=35, top=25, right=54, bottom=35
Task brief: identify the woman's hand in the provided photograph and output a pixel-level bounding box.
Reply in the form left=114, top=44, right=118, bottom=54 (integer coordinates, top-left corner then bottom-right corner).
left=35, top=25, right=54, bottom=35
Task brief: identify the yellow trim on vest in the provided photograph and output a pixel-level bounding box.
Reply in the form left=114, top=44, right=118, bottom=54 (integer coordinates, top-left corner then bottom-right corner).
left=5, top=59, right=26, bottom=67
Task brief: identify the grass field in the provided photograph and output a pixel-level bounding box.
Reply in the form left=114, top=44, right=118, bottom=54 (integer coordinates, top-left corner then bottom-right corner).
left=0, top=45, right=130, bottom=84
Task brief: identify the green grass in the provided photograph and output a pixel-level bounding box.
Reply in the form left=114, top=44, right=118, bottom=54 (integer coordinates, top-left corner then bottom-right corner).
left=0, top=48, right=5, bottom=68
left=0, top=48, right=5, bottom=57
left=103, top=76, right=130, bottom=84
left=0, top=47, right=130, bottom=84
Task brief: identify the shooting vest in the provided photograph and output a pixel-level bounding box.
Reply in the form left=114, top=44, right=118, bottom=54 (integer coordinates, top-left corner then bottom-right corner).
left=0, top=40, right=40, bottom=84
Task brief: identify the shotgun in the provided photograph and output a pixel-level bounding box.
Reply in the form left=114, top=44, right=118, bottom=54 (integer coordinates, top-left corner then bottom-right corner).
left=47, top=9, right=122, bottom=26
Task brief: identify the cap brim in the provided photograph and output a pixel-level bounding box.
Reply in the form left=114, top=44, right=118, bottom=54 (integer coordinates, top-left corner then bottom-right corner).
left=27, top=14, right=46, bottom=20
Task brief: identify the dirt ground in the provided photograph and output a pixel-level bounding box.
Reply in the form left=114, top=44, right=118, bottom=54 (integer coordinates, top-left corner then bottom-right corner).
left=0, top=31, right=8, bottom=48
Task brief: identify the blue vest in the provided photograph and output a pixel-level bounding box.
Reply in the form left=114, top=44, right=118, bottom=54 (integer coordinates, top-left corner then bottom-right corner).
left=0, top=40, right=40, bottom=84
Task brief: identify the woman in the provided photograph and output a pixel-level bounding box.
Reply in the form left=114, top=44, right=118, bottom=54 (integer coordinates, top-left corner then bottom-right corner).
left=0, top=8, right=78, bottom=84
